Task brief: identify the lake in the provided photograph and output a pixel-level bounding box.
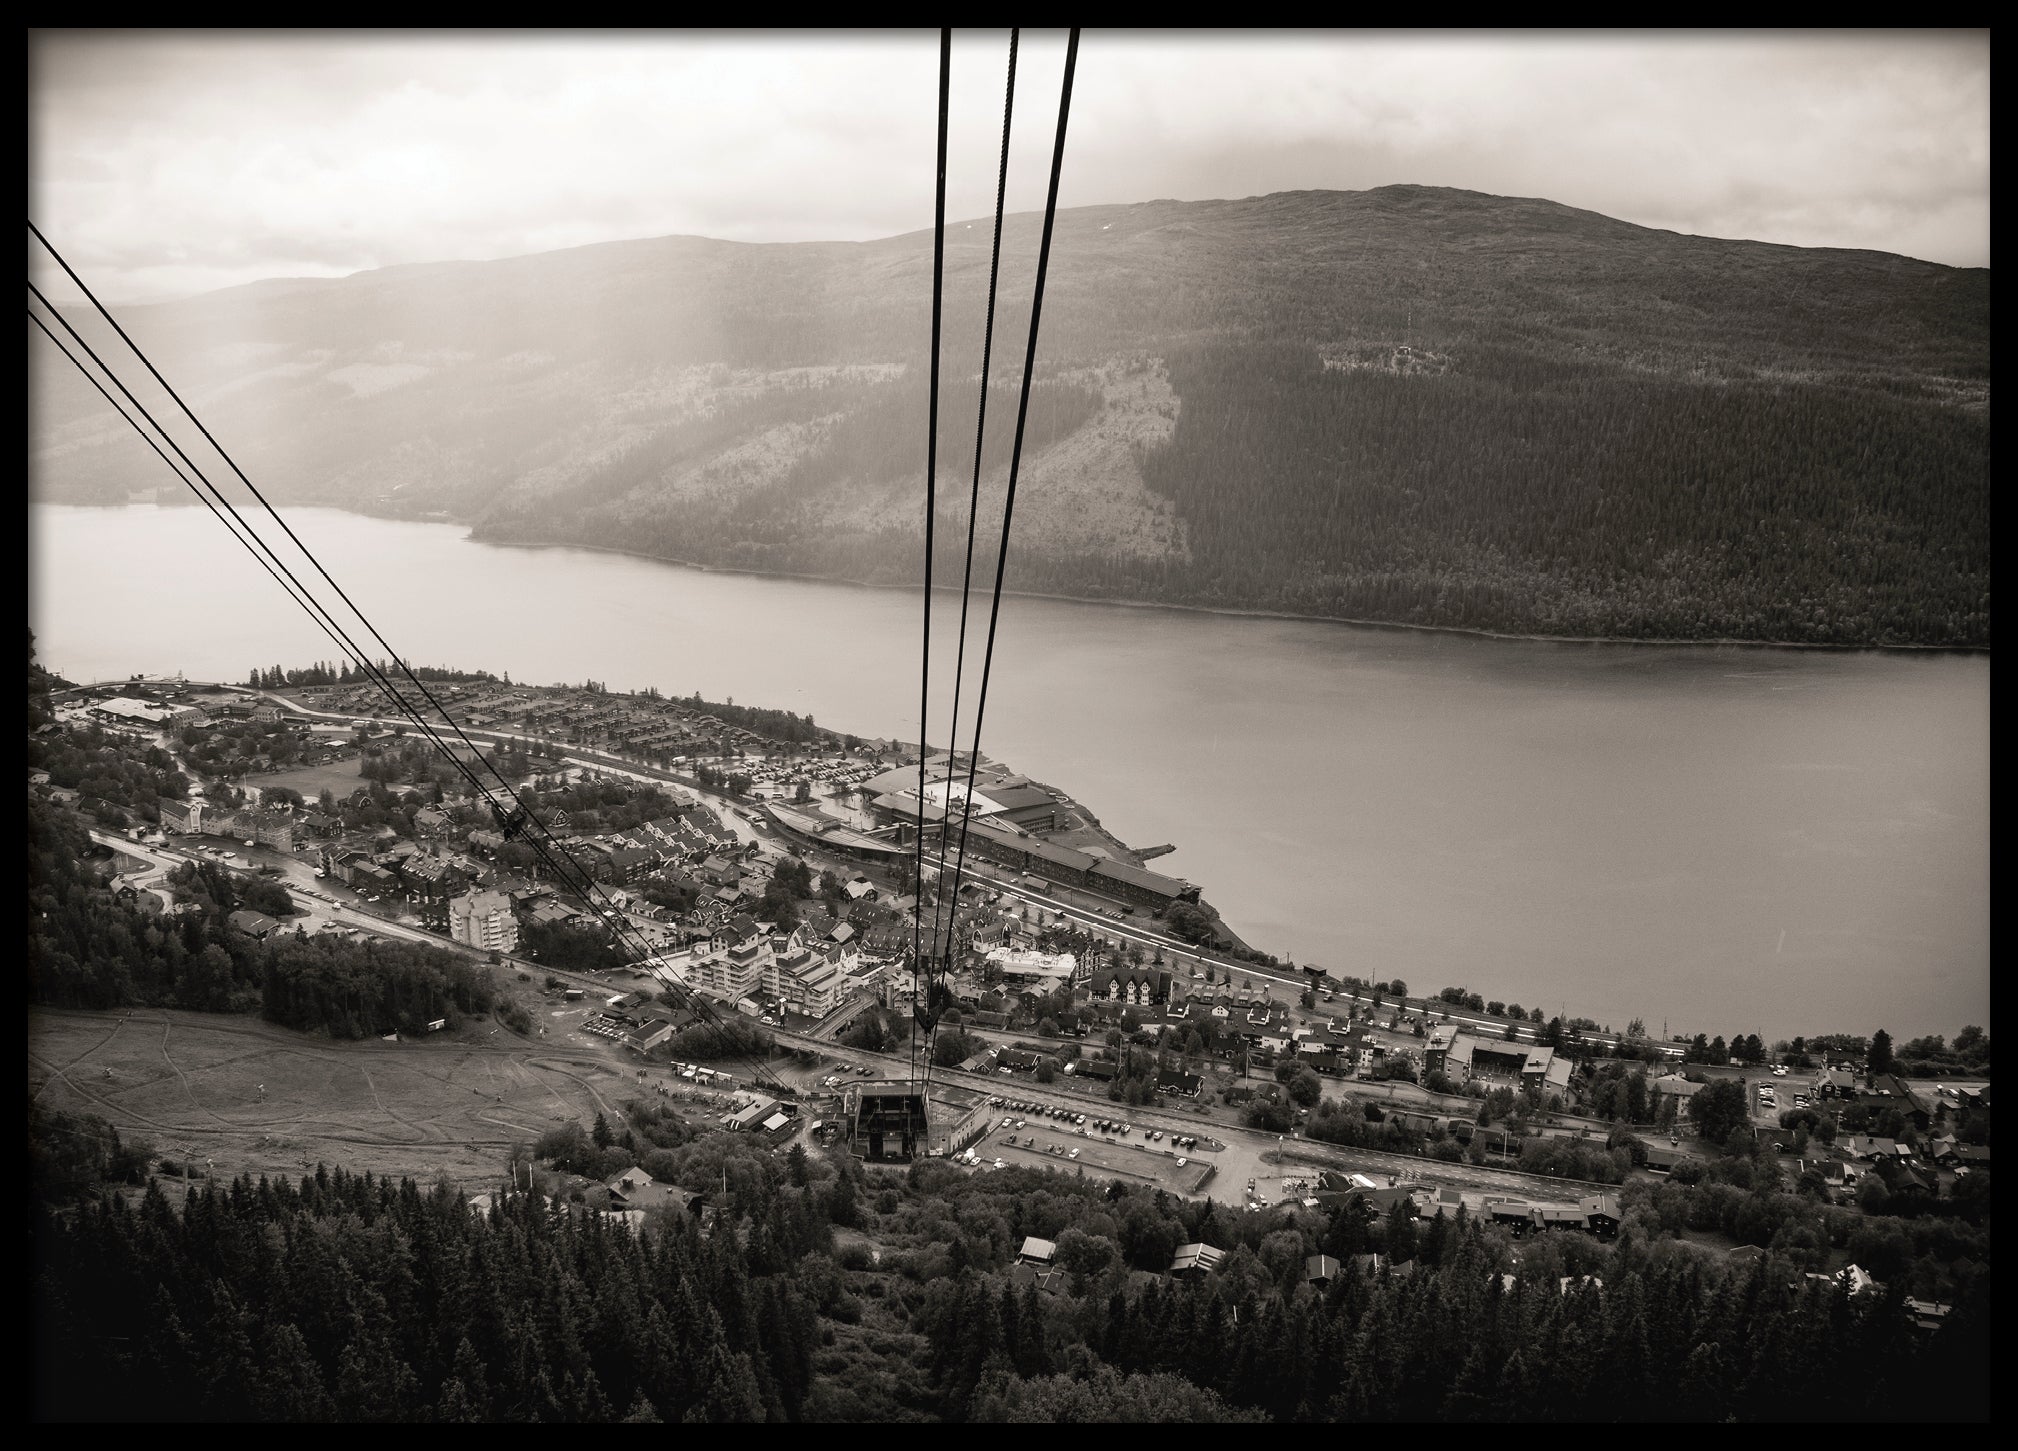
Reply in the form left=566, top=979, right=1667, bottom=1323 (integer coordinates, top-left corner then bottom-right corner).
left=30, top=502, right=1989, bottom=1043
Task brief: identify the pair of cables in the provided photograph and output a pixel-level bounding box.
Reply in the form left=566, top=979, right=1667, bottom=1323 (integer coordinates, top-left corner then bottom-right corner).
left=28, top=225, right=786, bottom=1093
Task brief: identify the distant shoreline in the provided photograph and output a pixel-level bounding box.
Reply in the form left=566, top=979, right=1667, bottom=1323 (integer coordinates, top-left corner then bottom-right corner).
left=43, top=498, right=1988, bottom=653
left=469, top=525, right=1992, bottom=657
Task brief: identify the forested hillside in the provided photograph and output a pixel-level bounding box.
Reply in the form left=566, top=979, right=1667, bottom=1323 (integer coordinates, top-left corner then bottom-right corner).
left=31, top=1139, right=1991, bottom=1421
left=30, top=187, right=1989, bottom=644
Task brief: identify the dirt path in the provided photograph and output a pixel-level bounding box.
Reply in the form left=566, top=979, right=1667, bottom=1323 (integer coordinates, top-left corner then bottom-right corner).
left=359, top=1068, right=438, bottom=1142
left=30, top=1011, right=133, bottom=1104
left=159, top=1021, right=235, bottom=1126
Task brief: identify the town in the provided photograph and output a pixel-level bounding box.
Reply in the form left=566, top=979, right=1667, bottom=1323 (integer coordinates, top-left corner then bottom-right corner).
left=29, top=642, right=1991, bottom=1425
left=37, top=667, right=1990, bottom=1259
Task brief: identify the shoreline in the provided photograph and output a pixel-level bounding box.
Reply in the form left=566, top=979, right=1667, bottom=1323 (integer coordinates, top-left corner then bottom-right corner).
left=47, top=498, right=1988, bottom=653
left=470, top=526, right=1992, bottom=657
left=71, top=665, right=1959, bottom=1045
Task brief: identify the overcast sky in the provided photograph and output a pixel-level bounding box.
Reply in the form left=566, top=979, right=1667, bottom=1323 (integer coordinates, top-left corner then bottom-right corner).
left=28, top=28, right=1990, bottom=305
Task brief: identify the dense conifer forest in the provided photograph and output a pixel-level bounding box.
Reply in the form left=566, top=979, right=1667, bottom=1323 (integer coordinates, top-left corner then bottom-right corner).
left=31, top=1137, right=1990, bottom=1422
left=1127, top=341, right=1988, bottom=645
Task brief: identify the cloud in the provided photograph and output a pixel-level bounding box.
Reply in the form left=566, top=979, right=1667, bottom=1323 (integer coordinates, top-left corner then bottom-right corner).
left=28, top=29, right=1989, bottom=304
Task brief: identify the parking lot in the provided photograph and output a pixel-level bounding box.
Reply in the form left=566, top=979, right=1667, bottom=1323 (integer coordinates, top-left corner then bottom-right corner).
left=968, top=1095, right=1218, bottom=1192
left=1752, top=1063, right=1816, bottom=1125
left=978, top=1127, right=1216, bottom=1193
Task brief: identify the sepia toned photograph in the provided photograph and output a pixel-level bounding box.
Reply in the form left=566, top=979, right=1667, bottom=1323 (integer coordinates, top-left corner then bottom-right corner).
left=28, top=28, right=1988, bottom=1423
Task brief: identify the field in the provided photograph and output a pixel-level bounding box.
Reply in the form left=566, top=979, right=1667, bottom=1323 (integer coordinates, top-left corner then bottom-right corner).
left=248, top=757, right=369, bottom=801
left=28, top=1004, right=672, bottom=1190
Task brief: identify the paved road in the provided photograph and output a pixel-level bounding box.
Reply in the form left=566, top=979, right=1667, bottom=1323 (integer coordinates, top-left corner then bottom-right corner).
left=87, top=830, right=180, bottom=911
left=251, top=685, right=1695, bottom=1059
left=110, top=824, right=1609, bottom=1210
left=262, top=692, right=789, bottom=860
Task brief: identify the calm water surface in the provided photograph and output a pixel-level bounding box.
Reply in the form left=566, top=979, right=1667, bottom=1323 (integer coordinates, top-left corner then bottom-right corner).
left=31, top=503, right=1989, bottom=1042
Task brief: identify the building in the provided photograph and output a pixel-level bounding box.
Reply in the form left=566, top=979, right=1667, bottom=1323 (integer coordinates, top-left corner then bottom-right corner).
left=687, top=932, right=772, bottom=1004
left=1018, top=1237, right=1057, bottom=1268
left=449, top=889, right=519, bottom=954
left=1424, top=1030, right=1571, bottom=1091
left=976, top=782, right=1061, bottom=830
left=1579, top=1193, right=1622, bottom=1237
left=941, top=818, right=1201, bottom=908
left=1169, top=1243, right=1226, bottom=1280
left=1642, top=1144, right=1691, bottom=1174
left=1087, top=965, right=1172, bottom=1007
left=400, top=852, right=466, bottom=900
left=1653, top=1073, right=1705, bottom=1103
left=601, top=846, right=657, bottom=884
left=605, top=1167, right=694, bottom=1214
left=241, top=809, right=297, bottom=852
left=157, top=797, right=212, bottom=835
left=1807, top=1264, right=1881, bottom=1297
left=227, top=909, right=282, bottom=938
left=761, top=800, right=911, bottom=867
left=91, top=696, right=174, bottom=726
left=726, top=1096, right=783, bottom=1133
left=768, top=937, right=848, bottom=1019
left=987, top=946, right=1078, bottom=991
left=516, top=894, right=582, bottom=928
left=847, top=1080, right=929, bottom=1163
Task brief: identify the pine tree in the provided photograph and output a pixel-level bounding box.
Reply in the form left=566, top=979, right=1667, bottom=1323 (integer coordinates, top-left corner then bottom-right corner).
left=446, top=1335, right=492, bottom=1419
left=434, top=1376, right=482, bottom=1423
left=687, top=1342, right=766, bottom=1423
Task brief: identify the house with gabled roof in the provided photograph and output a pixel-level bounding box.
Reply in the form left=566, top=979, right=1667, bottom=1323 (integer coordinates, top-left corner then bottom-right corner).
left=227, top=908, right=283, bottom=938
left=605, top=1166, right=695, bottom=1214
left=1579, top=1193, right=1621, bottom=1236
left=1169, top=1243, right=1225, bottom=1280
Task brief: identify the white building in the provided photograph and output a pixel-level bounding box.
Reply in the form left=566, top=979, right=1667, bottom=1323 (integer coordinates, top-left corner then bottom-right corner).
left=449, top=889, right=519, bottom=954
left=985, top=945, right=1077, bottom=990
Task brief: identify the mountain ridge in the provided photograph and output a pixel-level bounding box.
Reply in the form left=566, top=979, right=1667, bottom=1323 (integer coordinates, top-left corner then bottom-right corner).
left=30, top=185, right=1989, bottom=646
